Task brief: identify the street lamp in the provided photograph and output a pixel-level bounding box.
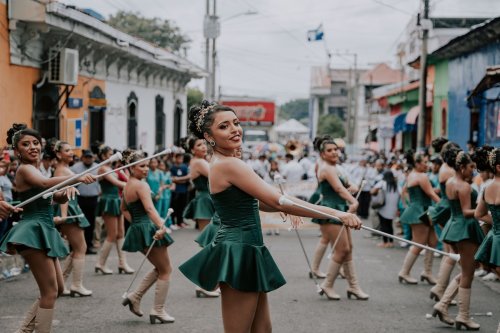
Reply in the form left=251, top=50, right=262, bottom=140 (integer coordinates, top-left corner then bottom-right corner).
left=203, top=1, right=257, bottom=101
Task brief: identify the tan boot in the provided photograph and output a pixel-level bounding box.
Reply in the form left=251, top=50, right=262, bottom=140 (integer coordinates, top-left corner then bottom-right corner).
left=318, top=260, right=341, bottom=300
left=430, top=257, right=455, bottom=301
left=432, top=274, right=459, bottom=326
left=122, top=269, right=158, bottom=317
left=116, top=238, right=134, bottom=274
left=420, top=250, right=437, bottom=285
left=455, top=287, right=480, bottom=330
left=398, top=250, right=419, bottom=284
left=95, top=240, right=113, bottom=275
left=34, top=307, right=54, bottom=333
left=343, top=260, right=369, bottom=300
left=70, top=258, right=92, bottom=297
left=15, top=299, right=39, bottom=333
left=61, top=256, right=73, bottom=296
left=310, top=241, right=327, bottom=279
left=149, top=279, right=175, bottom=324
left=195, top=287, right=220, bottom=298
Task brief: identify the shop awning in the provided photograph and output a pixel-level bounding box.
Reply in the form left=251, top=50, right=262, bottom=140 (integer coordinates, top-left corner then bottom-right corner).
left=394, top=113, right=417, bottom=133
left=405, top=105, right=420, bottom=124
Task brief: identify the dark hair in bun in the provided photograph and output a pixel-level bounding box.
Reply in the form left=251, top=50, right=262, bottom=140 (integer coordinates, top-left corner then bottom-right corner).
left=454, top=151, right=472, bottom=171
left=431, top=137, right=448, bottom=153
left=313, top=135, right=336, bottom=152
left=7, top=123, right=42, bottom=149
left=188, top=100, right=235, bottom=139
left=471, top=145, right=493, bottom=172
left=488, top=148, right=500, bottom=174
left=441, top=146, right=460, bottom=167
left=186, top=135, right=203, bottom=152
left=404, top=149, right=425, bottom=168
left=122, top=149, right=145, bottom=165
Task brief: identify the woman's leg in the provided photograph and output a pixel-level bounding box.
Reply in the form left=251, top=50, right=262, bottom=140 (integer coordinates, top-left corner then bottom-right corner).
left=310, top=228, right=329, bottom=278
left=220, top=283, right=260, bottom=333
left=250, top=293, right=272, bottom=333
left=116, top=215, right=134, bottom=274
left=21, top=249, right=59, bottom=308
left=455, top=240, right=480, bottom=329
left=398, top=224, right=428, bottom=284
left=61, top=224, right=92, bottom=296
left=420, top=226, right=438, bottom=285
left=146, top=246, right=175, bottom=324
left=197, top=219, right=210, bottom=231
left=95, top=214, right=117, bottom=274
left=319, top=225, right=349, bottom=300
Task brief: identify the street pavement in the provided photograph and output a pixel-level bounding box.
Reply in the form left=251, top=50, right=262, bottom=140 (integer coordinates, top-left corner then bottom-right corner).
left=1, top=214, right=499, bottom=333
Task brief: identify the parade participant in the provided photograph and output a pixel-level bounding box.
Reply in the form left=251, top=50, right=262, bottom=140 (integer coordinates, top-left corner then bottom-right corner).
left=179, top=101, right=361, bottom=333
left=398, top=151, right=440, bottom=285
left=146, top=158, right=163, bottom=212
left=0, top=200, right=20, bottom=219
left=433, top=151, right=484, bottom=329
left=429, top=140, right=461, bottom=300
left=157, top=159, right=174, bottom=229
left=120, top=149, right=175, bottom=324
left=71, top=149, right=101, bottom=254
left=170, top=153, right=190, bottom=229
left=95, top=146, right=134, bottom=275
left=50, top=141, right=92, bottom=297
left=183, top=137, right=215, bottom=231
left=0, top=123, right=95, bottom=333
left=474, top=147, right=500, bottom=279
left=312, top=135, right=368, bottom=300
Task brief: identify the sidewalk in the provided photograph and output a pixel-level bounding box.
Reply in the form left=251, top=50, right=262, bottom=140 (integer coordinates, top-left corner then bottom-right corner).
left=0, top=253, right=26, bottom=281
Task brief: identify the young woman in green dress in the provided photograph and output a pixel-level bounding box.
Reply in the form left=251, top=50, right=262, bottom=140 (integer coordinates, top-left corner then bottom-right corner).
left=0, top=124, right=95, bottom=333
left=179, top=101, right=361, bottom=333
left=398, top=151, right=440, bottom=285
left=432, top=151, right=484, bottom=330
left=120, top=149, right=175, bottom=324
left=50, top=141, right=92, bottom=297
left=312, top=135, right=368, bottom=300
left=429, top=140, right=461, bottom=301
left=157, top=159, right=174, bottom=229
left=95, top=146, right=134, bottom=275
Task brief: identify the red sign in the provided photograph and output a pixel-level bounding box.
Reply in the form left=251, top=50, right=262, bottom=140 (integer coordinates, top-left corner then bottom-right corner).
left=220, top=100, right=275, bottom=126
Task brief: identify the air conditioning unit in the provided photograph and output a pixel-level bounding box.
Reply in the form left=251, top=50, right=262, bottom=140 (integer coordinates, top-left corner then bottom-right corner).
left=48, top=48, right=79, bottom=85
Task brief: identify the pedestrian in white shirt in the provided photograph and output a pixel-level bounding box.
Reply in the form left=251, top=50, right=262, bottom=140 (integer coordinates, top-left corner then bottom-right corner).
left=371, top=170, right=400, bottom=248
left=39, top=152, right=53, bottom=178
left=281, top=153, right=304, bottom=183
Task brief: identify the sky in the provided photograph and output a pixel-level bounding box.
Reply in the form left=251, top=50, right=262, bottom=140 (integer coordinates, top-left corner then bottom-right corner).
left=61, top=0, right=499, bottom=104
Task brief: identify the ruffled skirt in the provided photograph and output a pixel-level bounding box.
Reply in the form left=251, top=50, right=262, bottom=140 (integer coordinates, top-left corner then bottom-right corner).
left=440, top=217, right=484, bottom=245
left=183, top=192, right=215, bottom=220
left=96, top=195, right=121, bottom=217
left=474, top=230, right=500, bottom=267
left=122, top=222, right=174, bottom=252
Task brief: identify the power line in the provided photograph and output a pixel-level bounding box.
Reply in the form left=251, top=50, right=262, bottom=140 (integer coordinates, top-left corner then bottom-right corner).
left=370, top=0, right=413, bottom=15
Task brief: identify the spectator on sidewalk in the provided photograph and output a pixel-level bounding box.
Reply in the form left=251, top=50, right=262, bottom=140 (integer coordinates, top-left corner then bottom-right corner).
left=281, top=153, right=304, bottom=183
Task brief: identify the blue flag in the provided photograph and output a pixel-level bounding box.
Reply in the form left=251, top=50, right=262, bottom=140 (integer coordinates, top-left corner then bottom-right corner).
left=307, top=24, right=324, bottom=42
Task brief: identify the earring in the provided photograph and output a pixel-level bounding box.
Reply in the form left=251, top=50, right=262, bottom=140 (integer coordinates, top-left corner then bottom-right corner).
left=209, top=140, right=215, bottom=147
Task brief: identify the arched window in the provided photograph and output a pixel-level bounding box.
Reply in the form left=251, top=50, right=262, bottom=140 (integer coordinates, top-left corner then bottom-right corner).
left=155, top=95, right=165, bottom=152
left=173, top=100, right=183, bottom=146
left=89, top=86, right=106, bottom=144
left=127, top=92, right=138, bottom=149
left=33, top=83, right=59, bottom=138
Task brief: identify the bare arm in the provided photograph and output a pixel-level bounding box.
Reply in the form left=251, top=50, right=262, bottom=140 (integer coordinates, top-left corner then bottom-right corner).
left=137, top=182, right=164, bottom=229
left=120, top=199, right=132, bottom=223
left=323, top=165, right=358, bottom=213
left=17, top=165, right=91, bottom=190
left=212, top=158, right=361, bottom=228
left=458, top=183, right=475, bottom=218
left=99, top=166, right=126, bottom=189
left=418, top=175, right=440, bottom=203
left=474, top=190, right=493, bottom=224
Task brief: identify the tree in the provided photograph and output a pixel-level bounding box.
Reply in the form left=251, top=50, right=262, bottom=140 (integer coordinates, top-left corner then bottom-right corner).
left=317, top=114, right=346, bottom=138
left=107, top=11, right=190, bottom=52
left=279, top=99, right=309, bottom=122
left=187, top=88, right=204, bottom=111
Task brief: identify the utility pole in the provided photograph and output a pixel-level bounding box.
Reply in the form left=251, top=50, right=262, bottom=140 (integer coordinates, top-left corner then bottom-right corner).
left=211, top=0, right=217, bottom=101
left=417, top=0, right=429, bottom=150
left=351, top=53, right=358, bottom=145
left=204, top=0, right=210, bottom=99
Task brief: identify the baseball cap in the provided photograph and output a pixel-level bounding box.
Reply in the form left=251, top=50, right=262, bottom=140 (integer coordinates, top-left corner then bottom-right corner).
left=82, top=149, right=93, bottom=157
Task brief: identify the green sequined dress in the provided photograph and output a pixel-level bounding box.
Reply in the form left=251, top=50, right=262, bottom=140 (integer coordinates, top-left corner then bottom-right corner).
left=122, top=197, right=174, bottom=252
left=195, top=213, right=221, bottom=247
left=400, top=186, right=432, bottom=225
left=311, top=178, right=348, bottom=225
left=0, top=188, right=69, bottom=258
left=440, top=189, right=484, bottom=244
left=179, top=186, right=286, bottom=292
left=474, top=197, right=500, bottom=267
left=96, top=178, right=121, bottom=216
left=183, top=176, right=215, bottom=220
left=54, top=198, right=90, bottom=229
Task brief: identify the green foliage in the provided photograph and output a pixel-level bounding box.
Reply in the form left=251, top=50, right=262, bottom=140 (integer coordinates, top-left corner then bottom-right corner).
left=317, top=114, right=346, bottom=138
left=279, top=98, right=309, bottom=121
left=187, top=88, right=204, bottom=111
left=107, top=11, right=190, bottom=51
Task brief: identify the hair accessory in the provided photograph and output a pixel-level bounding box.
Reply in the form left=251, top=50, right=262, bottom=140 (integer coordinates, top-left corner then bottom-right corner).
left=12, top=130, right=24, bottom=147
left=196, top=104, right=214, bottom=133
left=488, top=149, right=497, bottom=168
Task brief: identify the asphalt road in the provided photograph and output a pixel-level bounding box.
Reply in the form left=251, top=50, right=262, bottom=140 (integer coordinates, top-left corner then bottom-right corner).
left=1, top=215, right=499, bottom=333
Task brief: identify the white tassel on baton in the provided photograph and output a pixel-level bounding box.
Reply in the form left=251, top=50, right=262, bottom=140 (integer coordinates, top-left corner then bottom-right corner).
left=43, top=148, right=174, bottom=199
left=14, top=152, right=122, bottom=209
left=278, top=196, right=460, bottom=261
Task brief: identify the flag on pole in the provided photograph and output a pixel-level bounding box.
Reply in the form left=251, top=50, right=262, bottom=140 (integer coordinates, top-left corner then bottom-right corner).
left=307, top=24, right=324, bottom=42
